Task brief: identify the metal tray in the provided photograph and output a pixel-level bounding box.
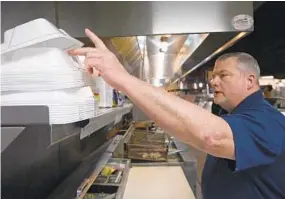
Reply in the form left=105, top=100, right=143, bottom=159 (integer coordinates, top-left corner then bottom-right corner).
left=127, top=148, right=167, bottom=162
left=128, top=131, right=167, bottom=146
left=126, top=130, right=168, bottom=161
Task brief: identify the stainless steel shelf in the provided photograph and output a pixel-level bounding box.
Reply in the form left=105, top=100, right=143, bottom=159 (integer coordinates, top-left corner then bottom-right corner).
left=80, top=104, right=133, bottom=139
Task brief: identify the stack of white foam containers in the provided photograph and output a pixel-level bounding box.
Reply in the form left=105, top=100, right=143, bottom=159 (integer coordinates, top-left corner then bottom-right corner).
left=1, top=18, right=98, bottom=124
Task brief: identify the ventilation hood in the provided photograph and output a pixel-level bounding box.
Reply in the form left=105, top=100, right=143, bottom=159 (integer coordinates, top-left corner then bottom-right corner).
left=106, top=32, right=247, bottom=88
left=74, top=1, right=254, bottom=87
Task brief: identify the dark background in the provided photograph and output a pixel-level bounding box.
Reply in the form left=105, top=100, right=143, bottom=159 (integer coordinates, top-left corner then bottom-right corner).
left=190, top=1, right=285, bottom=80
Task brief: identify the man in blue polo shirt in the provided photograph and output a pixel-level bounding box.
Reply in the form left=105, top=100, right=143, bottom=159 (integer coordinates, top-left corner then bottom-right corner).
left=202, top=53, right=285, bottom=199
left=70, top=29, right=285, bottom=199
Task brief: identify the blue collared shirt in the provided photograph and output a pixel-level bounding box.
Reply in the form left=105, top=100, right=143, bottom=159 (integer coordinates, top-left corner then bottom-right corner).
left=202, top=90, right=285, bottom=199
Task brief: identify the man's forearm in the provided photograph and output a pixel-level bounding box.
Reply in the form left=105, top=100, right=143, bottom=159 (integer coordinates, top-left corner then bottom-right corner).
left=121, top=75, right=229, bottom=152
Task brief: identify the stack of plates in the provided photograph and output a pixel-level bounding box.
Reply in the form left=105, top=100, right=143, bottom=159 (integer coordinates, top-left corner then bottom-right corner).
left=1, top=18, right=98, bottom=124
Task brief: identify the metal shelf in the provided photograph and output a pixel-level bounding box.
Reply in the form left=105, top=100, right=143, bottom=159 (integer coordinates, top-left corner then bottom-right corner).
left=1, top=104, right=133, bottom=147
left=80, top=104, right=133, bottom=139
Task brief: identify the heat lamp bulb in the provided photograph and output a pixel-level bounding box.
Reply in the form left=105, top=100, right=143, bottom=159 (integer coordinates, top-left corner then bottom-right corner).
left=159, top=42, right=168, bottom=53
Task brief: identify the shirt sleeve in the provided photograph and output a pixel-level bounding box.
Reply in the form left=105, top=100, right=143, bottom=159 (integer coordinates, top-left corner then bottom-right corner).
left=221, top=109, right=284, bottom=172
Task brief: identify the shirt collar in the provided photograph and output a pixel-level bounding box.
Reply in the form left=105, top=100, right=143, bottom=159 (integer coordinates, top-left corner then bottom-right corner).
left=218, top=90, right=264, bottom=115
left=232, top=89, right=264, bottom=113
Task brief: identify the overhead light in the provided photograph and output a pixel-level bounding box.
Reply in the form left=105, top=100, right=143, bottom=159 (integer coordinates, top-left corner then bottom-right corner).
left=137, top=36, right=146, bottom=52
left=160, top=36, right=170, bottom=42
left=260, top=76, right=274, bottom=79
left=159, top=35, right=172, bottom=53
left=178, top=81, right=184, bottom=89
left=159, top=41, right=169, bottom=53
left=277, top=80, right=284, bottom=87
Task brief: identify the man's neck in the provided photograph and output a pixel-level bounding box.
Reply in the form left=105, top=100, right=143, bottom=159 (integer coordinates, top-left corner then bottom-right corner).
left=224, top=87, right=260, bottom=113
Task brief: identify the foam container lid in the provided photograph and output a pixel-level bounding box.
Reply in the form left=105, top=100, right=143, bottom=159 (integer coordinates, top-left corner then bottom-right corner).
left=0, top=18, right=83, bottom=54
left=1, top=47, right=83, bottom=72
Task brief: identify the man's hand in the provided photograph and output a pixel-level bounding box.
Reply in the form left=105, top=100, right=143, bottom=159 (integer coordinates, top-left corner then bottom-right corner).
left=69, top=29, right=130, bottom=90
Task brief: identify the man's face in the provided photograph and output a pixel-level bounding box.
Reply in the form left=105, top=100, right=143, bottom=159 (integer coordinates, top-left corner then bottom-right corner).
left=210, top=58, right=249, bottom=111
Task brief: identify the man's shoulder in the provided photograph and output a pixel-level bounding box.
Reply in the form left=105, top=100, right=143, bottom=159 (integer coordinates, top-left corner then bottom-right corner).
left=222, top=100, right=285, bottom=134
left=238, top=100, right=285, bottom=121
left=256, top=101, right=285, bottom=123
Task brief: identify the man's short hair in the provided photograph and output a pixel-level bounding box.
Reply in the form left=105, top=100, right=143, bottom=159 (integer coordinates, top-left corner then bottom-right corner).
left=216, top=52, right=260, bottom=81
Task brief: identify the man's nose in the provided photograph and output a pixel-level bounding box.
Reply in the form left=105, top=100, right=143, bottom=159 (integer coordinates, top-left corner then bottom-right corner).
left=209, top=76, right=219, bottom=88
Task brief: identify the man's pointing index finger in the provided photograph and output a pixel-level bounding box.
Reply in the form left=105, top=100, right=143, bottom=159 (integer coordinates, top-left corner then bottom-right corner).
left=85, top=28, right=108, bottom=50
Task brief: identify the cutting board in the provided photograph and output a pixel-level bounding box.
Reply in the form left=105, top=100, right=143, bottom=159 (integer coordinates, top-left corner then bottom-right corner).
left=123, top=166, right=196, bottom=199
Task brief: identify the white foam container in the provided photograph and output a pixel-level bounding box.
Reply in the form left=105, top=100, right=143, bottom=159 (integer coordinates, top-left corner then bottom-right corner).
left=0, top=18, right=83, bottom=54
left=1, top=87, right=98, bottom=124
left=2, top=47, right=83, bottom=72
left=0, top=18, right=99, bottom=124
left=1, top=48, right=87, bottom=91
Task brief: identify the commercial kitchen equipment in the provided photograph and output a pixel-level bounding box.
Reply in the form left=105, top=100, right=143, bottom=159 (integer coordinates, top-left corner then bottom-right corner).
left=1, top=2, right=254, bottom=199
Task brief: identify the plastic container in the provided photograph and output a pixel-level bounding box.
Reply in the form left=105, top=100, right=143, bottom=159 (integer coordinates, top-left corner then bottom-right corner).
left=1, top=18, right=83, bottom=54
left=94, top=77, right=114, bottom=108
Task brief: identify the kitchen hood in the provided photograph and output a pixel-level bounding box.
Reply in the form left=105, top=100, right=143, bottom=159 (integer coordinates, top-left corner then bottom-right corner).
left=105, top=32, right=247, bottom=88
left=74, top=1, right=254, bottom=87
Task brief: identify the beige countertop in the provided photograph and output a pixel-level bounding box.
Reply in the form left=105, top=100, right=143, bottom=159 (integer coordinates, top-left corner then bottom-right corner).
left=122, top=166, right=196, bottom=199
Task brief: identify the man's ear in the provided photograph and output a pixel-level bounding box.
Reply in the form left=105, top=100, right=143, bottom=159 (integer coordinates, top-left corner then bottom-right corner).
left=247, top=74, right=255, bottom=89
